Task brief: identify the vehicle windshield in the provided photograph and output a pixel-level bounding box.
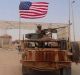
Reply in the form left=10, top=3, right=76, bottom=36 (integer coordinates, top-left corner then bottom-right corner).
left=24, top=41, right=59, bottom=48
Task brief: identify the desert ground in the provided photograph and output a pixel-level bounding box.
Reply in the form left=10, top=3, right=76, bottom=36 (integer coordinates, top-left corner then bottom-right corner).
left=0, top=48, right=80, bottom=75
left=0, top=48, right=22, bottom=75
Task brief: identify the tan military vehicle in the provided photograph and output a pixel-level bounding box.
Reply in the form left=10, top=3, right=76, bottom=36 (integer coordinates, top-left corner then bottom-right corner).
left=20, top=25, right=80, bottom=75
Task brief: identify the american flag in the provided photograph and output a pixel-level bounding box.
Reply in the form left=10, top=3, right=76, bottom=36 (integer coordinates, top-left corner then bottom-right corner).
left=19, top=1, right=48, bottom=19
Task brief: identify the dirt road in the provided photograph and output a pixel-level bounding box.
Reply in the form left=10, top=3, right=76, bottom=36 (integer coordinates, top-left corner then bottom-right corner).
left=0, top=49, right=22, bottom=75
left=0, top=48, right=80, bottom=75
left=72, top=63, right=80, bottom=75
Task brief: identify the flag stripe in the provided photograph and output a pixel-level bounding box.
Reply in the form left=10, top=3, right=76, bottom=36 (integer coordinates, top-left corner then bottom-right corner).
left=20, top=15, right=46, bottom=19
left=20, top=10, right=47, bottom=14
left=20, top=11, right=47, bottom=15
left=30, top=9, right=47, bottom=12
left=20, top=14, right=46, bottom=17
left=30, top=6, right=48, bottom=10
left=32, top=5, right=48, bottom=7
left=20, top=9, right=47, bottom=13
left=20, top=14, right=45, bottom=17
left=32, top=3, right=48, bottom=6
left=30, top=7, right=48, bottom=10
left=32, top=2, right=48, bottom=4
left=20, top=12, right=47, bottom=16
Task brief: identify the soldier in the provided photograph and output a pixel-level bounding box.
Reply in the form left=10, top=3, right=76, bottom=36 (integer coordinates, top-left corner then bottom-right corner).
left=17, top=44, right=21, bottom=52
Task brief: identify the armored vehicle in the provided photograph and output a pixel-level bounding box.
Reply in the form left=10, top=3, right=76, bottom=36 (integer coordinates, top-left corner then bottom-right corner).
left=20, top=25, right=80, bottom=75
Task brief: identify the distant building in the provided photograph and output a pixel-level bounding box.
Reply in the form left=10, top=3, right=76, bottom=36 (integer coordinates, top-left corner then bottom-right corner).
left=0, top=34, right=12, bottom=48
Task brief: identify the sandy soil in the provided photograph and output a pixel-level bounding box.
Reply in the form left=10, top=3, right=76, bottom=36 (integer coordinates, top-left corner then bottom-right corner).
left=0, top=49, right=22, bottom=75
left=0, top=48, right=80, bottom=75
left=72, top=63, right=80, bottom=75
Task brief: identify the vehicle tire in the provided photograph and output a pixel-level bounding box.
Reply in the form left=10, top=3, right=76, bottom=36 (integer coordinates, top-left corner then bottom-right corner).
left=22, top=65, right=27, bottom=75
left=33, top=70, right=60, bottom=75
left=22, top=65, right=35, bottom=75
left=60, top=67, right=71, bottom=75
left=22, top=65, right=32, bottom=75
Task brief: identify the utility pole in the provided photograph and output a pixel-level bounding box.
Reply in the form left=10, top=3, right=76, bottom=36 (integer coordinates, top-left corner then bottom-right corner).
left=68, top=0, right=71, bottom=41
left=71, top=0, right=76, bottom=41
left=68, top=0, right=76, bottom=41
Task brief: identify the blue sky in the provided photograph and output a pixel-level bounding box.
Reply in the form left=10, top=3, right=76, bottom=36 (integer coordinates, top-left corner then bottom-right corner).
left=0, top=0, right=70, bottom=23
left=0, top=0, right=80, bottom=41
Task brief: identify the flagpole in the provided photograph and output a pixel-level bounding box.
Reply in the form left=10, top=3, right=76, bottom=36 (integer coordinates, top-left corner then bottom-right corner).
left=19, top=17, right=21, bottom=44
left=19, top=0, right=22, bottom=45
